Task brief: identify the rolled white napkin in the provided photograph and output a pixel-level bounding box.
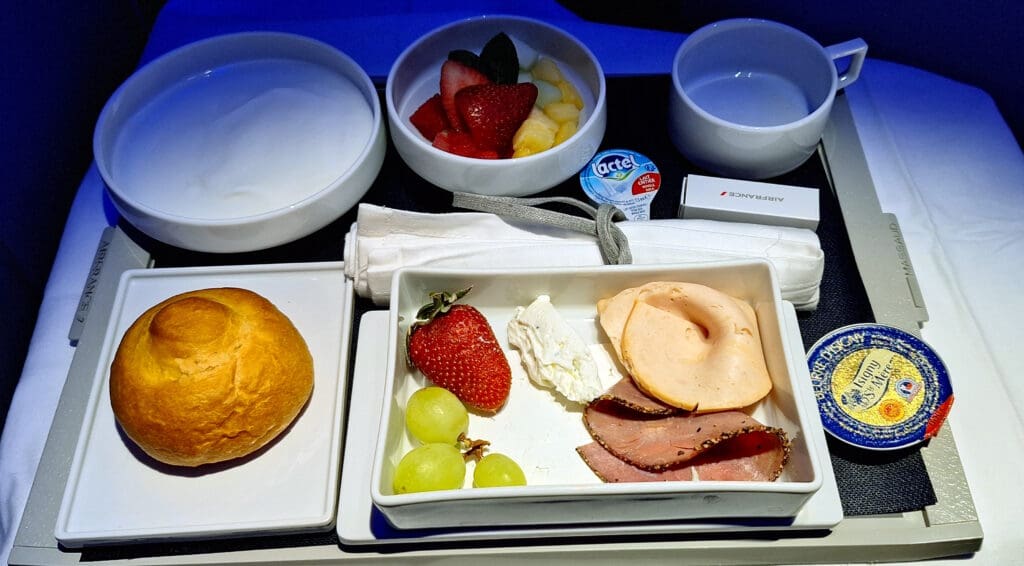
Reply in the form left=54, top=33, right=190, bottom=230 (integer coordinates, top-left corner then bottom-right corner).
left=343, top=204, right=824, bottom=309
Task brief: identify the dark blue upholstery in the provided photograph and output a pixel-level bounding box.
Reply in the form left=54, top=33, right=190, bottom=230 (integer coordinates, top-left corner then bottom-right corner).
left=0, top=1, right=160, bottom=436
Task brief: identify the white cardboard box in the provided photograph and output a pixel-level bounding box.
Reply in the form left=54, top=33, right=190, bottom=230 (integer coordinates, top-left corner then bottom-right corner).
left=679, top=174, right=820, bottom=230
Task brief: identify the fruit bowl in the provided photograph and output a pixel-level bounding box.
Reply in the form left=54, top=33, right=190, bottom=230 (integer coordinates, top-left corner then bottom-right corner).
left=369, top=260, right=825, bottom=530
left=385, top=15, right=607, bottom=197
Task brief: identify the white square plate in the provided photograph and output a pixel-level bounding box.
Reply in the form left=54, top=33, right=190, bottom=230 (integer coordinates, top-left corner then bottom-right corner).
left=55, top=261, right=353, bottom=547
left=370, top=260, right=824, bottom=529
left=339, top=304, right=840, bottom=544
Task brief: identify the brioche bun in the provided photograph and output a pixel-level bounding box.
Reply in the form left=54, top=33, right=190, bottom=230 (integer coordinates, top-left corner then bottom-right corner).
left=110, top=287, right=313, bottom=467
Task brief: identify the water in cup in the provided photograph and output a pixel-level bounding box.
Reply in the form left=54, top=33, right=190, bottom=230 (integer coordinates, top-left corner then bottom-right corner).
left=685, top=71, right=813, bottom=127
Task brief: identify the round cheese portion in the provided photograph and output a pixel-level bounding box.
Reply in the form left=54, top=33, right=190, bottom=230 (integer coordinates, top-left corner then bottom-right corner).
left=807, top=323, right=953, bottom=450
left=109, top=287, right=313, bottom=467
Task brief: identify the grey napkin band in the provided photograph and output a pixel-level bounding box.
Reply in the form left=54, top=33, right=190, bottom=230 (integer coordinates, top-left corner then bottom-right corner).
left=451, top=192, right=633, bottom=265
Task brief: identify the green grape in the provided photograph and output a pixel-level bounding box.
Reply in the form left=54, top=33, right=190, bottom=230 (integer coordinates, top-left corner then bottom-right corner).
left=405, top=386, right=468, bottom=445
left=473, top=453, right=527, bottom=488
left=392, top=443, right=466, bottom=494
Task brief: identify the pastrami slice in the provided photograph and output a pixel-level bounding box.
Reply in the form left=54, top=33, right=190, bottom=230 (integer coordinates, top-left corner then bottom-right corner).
left=691, top=429, right=790, bottom=481
left=576, top=442, right=694, bottom=483
left=595, top=376, right=678, bottom=415
left=581, top=399, right=790, bottom=481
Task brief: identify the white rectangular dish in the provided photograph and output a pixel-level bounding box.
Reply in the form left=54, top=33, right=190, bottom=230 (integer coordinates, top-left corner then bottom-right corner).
left=55, top=261, right=353, bottom=547
left=340, top=306, right=840, bottom=544
left=370, top=260, right=824, bottom=530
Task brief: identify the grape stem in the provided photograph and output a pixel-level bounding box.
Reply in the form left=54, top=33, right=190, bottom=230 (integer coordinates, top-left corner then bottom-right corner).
left=457, top=432, right=490, bottom=461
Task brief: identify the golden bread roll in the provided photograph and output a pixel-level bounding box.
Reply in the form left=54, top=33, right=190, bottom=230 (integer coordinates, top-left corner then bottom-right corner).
left=110, top=287, right=313, bottom=467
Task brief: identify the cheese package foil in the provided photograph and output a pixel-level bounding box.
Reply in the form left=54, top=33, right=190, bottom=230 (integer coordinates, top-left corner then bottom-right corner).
left=807, top=323, right=953, bottom=450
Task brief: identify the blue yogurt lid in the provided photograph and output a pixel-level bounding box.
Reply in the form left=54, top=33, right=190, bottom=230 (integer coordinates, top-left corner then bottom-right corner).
left=807, top=323, right=954, bottom=451
left=579, top=149, right=661, bottom=220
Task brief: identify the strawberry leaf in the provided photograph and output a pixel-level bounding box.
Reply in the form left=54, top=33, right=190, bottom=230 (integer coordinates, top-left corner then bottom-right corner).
left=480, top=32, right=519, bottom=85
left=447, top=49, right=488, bottom=75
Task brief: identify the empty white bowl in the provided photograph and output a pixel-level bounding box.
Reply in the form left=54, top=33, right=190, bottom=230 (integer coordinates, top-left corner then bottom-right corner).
left=94, top=31, right=386, bottom=253
left=386, top=15, right=607, bottom=197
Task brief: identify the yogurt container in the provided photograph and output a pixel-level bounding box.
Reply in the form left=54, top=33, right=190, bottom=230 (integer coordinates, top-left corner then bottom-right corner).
left=807, top=323, right=953, bottom=451
left=579, top=149, right=661, bottom=220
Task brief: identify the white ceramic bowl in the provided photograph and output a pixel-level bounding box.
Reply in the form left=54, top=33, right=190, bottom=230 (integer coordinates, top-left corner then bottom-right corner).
left=386, top=15, right=607, bottom=197
left=370, top=260, right=823, bottom=530
left=94, top=32, right=386, bottom=253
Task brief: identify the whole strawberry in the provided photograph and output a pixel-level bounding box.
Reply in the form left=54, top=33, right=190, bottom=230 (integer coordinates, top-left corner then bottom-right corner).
left=407, top=288, right=511, bottom=413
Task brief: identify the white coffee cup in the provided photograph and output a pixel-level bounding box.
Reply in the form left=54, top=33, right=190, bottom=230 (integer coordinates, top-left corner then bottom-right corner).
left=669, top=19, right=867, bottom=180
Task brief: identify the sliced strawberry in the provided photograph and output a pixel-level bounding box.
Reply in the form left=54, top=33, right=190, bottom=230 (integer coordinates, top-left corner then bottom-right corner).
left=432, top=129, right=476, bottom=157
left=455, top=82, right=538, bottom=155
left=439, top=60, right=490, bottom=131
left=409, top=93, right=449, bottom=141
left=432, top=129, right=500, bottom=159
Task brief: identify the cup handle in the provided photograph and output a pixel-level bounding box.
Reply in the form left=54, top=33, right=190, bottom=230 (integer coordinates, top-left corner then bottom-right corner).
left=826, top=38, right=868, bottom=89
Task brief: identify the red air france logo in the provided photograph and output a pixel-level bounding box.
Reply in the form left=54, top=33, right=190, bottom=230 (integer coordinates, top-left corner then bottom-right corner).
left=720, top=191, right=784, bottom=203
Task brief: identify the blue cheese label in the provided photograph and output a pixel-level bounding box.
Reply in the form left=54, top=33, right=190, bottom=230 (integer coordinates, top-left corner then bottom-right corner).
left=807, top=323, right=953, bottom=451
left=579, top=149, right=661, bottom=220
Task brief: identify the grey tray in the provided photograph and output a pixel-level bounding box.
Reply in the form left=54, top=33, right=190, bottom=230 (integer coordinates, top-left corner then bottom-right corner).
left=9, top=95, right=982, bottom=565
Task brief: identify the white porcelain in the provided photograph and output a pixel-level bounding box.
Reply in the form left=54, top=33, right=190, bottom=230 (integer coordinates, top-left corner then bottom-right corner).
left=370, top=260, right=824, bottom=530
left=94, top=32, right=386, bottom=253
left=55, top=262, right=353, bottom=547
left=669, top=19, right=867, bottom=180
left=386, top=15, right=607, bottom=197
left=340, top=309, right=841, bottom=545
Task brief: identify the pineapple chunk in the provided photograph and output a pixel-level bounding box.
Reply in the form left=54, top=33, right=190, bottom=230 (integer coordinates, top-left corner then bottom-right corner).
left=513, top=115, right=557, bottom=157
left=531, top=57, right=564, bottom=83
left=557, top=80, right=584, bottom=110
left=513, top=123, right=556, bottom=156
left=525, top=107, right=559, bottom=132
left=543, top=102, right=580, bottom=124
left=554, top=120, right=578, bottom=145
